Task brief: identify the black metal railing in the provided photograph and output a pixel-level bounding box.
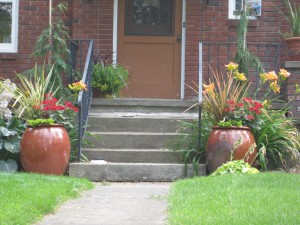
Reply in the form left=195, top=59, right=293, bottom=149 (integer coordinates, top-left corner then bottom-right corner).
left=68, top=39, right=94, bottom=162
left=77, top=40, right=94, bottom=162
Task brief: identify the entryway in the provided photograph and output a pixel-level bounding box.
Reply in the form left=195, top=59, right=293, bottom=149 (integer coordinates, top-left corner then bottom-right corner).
left=117, top=0, right=182, bottom=99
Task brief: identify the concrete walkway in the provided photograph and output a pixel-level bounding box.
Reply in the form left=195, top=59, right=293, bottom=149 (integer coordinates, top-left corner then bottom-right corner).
left=36, top=182, right=170, bottom=225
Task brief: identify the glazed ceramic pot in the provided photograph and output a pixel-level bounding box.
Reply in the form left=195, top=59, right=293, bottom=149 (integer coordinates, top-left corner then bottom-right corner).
left=285, top=37, right=300, bottom=61
left=205, top=126, right=257, bottom=173
left=20, top=124, right=70, bottom=175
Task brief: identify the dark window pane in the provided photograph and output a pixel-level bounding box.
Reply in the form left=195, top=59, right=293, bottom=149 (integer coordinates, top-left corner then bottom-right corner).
left=125, top=0, right=174, bottom=35
left=235, top=0, right=243, bottom=11
left=0, top=2, right=12, bottom=43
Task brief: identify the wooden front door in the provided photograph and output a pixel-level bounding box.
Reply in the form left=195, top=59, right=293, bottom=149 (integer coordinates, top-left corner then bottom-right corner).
left=118, top=0, right=182, bottom=99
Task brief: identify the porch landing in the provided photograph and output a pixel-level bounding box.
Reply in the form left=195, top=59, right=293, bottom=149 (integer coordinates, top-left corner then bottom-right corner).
left=69, top=98, right=206, bottom=182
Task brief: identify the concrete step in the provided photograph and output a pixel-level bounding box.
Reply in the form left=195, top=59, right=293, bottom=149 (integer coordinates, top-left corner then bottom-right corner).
left=90, top=98, right=198, bottom=113
left=87, top=113, right=197, bottom=133
left=69, top=162, right=206, bottom=182
left=84, top=132, right=180, bottom=149
left=82, top=148, right=183, bottom=163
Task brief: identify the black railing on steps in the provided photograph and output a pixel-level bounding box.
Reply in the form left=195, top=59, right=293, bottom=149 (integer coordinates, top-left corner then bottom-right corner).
left=68, top=39, right=94, bottom=162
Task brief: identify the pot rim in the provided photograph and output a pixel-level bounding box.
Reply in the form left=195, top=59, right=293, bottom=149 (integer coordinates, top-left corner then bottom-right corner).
left=26, top=124, right=65, bottom=129
left=212, top=126, right=251, bottom=130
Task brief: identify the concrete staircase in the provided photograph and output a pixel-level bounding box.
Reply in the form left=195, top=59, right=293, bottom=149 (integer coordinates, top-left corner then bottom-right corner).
left=69, top=98, right=206, bottom=181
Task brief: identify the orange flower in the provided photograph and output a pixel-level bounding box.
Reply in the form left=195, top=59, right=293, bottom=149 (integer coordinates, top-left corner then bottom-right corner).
left=225, top=62, right=238, bottom=71
left=203, top=83, right=215, bottom=95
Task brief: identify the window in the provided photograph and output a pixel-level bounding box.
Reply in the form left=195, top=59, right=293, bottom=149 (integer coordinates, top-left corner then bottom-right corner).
left=228, top=0, right=261, bottom=20
left=0, top=0, right=18, bottom=53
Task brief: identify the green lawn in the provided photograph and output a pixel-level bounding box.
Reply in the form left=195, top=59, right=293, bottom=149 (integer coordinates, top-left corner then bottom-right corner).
left=168, top=173, right=300, bottom=225
left=0, top=173, right=94, bottom=225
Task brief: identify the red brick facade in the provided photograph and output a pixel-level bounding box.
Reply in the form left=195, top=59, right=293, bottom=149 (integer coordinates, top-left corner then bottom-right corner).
left=0, top=0, right=299, bottom=100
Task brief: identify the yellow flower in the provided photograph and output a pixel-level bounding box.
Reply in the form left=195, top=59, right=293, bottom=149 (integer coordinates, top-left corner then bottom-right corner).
left=225, top=62, right=238, bottom=71
left=203, top=83, right=215, bottom=95
left=261, top=71, right=278, bottom=83
left=270, top=81, right=280, bottom=94
left=266, top=71, right=278, bottom=81
left=234, top=72, right=247, bottom=81
left=279, top=69, right=290, bottom=81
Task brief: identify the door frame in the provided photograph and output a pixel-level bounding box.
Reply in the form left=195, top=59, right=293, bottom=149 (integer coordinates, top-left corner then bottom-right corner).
left=112, top=0, right=186, bottom=99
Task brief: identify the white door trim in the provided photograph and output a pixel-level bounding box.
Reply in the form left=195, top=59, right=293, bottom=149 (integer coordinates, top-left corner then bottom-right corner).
left=112, top=0, right=118, bottom=64
left=181, top=0, right=186, bottom=99
left=112, top=0, right=186, bottom=99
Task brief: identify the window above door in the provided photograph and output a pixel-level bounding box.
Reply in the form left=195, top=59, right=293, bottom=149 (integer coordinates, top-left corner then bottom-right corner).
left=125, top=0, right=174, bottom=36
left=0, top=0, right=18, bottom=53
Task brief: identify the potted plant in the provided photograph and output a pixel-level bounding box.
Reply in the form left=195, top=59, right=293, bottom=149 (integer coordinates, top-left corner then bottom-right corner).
left=2, top=65, right=83, bottom=175
left=202, top=62, right=291, bottom=173
left=92, top=62, right=129, bottom=98
left=280, top=0, right=300, bottom=60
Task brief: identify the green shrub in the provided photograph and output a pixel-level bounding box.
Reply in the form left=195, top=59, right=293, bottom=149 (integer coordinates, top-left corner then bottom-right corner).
left=92, top=63, right=128, bottom=98
left=211, top=160, right=259, bottom=176
left=252, top=109, right=300, bottom=170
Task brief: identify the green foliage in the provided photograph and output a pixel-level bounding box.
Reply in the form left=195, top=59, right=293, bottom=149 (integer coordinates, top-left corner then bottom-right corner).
left=234, top=9, right=263, bottom=75
left=30, top=1, right=71, bottom=97
left=217, top=120, right=243, bottom=127
left=252, top=109, right=300, bottom=170
left=280, top=0, right=300, bottom=38
left=92, top=63, right=129, bottom=98
left=0, top=117, right=26, bottom=165
left=4, top=65, right=58, bottom=121
left=0, top=173, right=94, bottom=225
left=27, top=118, right=55, bottom=127
left=170, top=112, right=213, bottom=175
left=211, top=160, right=259, bottom=176
left=168, top=173, right=300, bottom=225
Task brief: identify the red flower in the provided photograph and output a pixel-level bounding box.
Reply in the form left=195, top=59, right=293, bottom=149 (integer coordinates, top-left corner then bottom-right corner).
left=227, top=100, right=235, bottom=105
left=254, top=101, right=263, bottom=109
left=246, top=115, right=255, bottom=121
left=243, top=98, right=253, bottom=104
left=236, top=103, right=244, bottom=107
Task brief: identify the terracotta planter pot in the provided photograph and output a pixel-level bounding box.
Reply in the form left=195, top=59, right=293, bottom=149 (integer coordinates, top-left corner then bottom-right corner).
left=20, top=124, right=70, bottom=175
left=205, top=126, right=257, bottom=173
left=285, top=37, right=300, bottom=61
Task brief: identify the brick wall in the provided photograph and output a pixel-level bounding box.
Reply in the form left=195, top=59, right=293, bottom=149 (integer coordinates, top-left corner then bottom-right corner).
left=72, top=0, right=113, bottom=62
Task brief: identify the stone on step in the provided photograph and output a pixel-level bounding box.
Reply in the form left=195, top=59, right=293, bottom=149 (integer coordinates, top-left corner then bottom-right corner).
left=69, top=162, right=206, bottom=182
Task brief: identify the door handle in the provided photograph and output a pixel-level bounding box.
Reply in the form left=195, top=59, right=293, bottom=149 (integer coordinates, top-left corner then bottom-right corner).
left=177, top=35, right=182, bottom=42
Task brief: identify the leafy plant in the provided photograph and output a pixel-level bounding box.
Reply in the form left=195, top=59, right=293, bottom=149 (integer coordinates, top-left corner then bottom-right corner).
left=210, top=160, right=259, bottom=176
left=92, top=63, right=129, bottom=98
left=27, top=118, right=55, bottom=127
left=280, top=0, right=300, bottom=38
left=0, top=79, right=26, bottom=172
left=5, top=65, right=58, bottom=121
left=170, top=112, right=213, bottom=175
left=234, top=6, right=263, bottom=75
left=30, top=1, right=71, bottom=97
left=0, top=117, right=26, bottom=172
left=252, top=109, right=300, bottom=170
